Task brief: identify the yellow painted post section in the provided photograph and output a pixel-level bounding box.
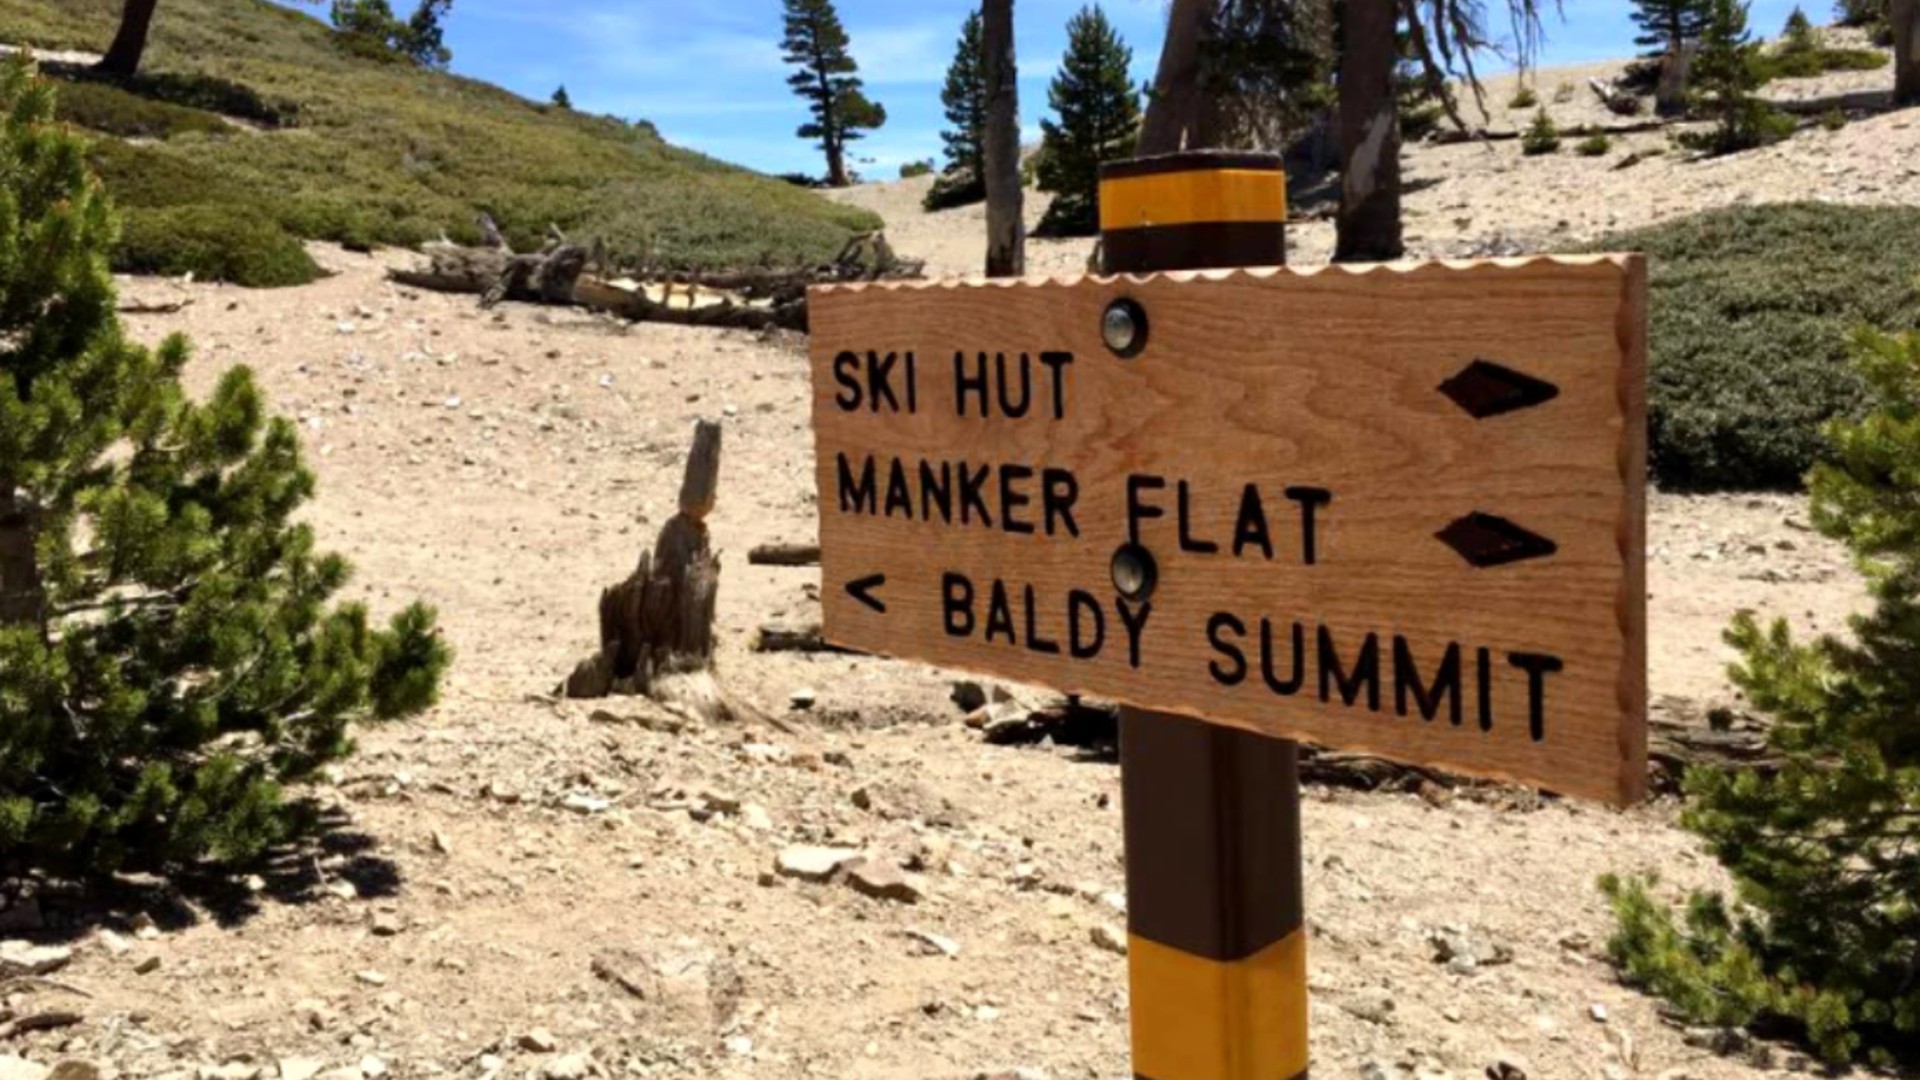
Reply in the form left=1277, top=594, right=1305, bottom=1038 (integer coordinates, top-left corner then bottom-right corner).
left=1098, top=169, right=1289, bottom=232
left=1129, top=931, right=1310, bottom=1080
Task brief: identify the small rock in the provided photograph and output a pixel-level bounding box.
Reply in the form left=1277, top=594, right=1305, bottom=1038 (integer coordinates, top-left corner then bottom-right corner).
left=48, top=1064, right=100, bottom=1080
left=1342, top=991, right=1395, bottom=1025
left=542, top=1055, right=590, bottom=1080
left=519, top=1030, right=558, bottom=1054
left=1485, top=1055, right=1528, bottom=1080
left=906, top=929, right=960, bottom=958
left=775, top=845, right=860, bottom=883
left=278, top=1060, right=325, bottom=1080
left=95, top=930, right=131, bottom=957
left=431, top=831, right=453, bottom=855
left=788, top=688, right=817, bottom=711
left=0, top=1059, right=48, bottom=1080
left=560, top=792, right=611, bottom=815
left=723, top=1036, right=752, bottom=1058
left=134, top=956, right=161, bottom=975
left=199, top=1064, right=258, bottom=1080
left=354, top=970, right=387, bottom=986
left=1361, top=1063, right=1404, bottom=1080
left=0, top=941, right=72, bottom=976
left=738, top=803, right=773, bottom=832
left=370, top=913, right=404, bottom=937
left=356, top=1060, right=385, bottom=1080
left=1589, top=1003, right=1609, bottom=1023
left=845, top=859, right=924, bottom=904
left=951, top=681, right=988, bottom=713
left=1089, top=924, right=1128, bottom=956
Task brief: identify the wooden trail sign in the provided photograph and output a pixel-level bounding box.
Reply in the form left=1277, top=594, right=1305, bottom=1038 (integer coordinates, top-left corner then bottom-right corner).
left=809, top=256, right=1648, bottom=805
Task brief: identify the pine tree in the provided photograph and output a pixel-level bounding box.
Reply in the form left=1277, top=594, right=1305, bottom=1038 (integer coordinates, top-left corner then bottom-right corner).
left=939, top=10, right=988, bottom=179
left=0, top=59, right=449, bottom=877
left=330, top=0, right=453, bottom=67
left=1632, top=0, right=1713, bottom=57
left=1603, top=327, right=1920, bottom=1066
left=780, top=0, right=886, bottom=188
left=1035, top=4, right=1140, bottom=237
left=551, top=85, right=572, bottom=110
left=1678, top=0, right=1794, bottom=154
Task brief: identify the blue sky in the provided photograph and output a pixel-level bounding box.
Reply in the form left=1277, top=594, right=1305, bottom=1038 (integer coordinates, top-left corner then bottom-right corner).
left=285, top=0, right=1816, bottom=177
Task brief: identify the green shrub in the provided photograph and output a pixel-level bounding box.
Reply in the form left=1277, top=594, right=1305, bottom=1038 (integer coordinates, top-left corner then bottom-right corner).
left=1751, top=45, right=1888, bottom=81
left=50, top=64, right=299, bottom=129
left=1509, top=85, right=1539, bottom=109
left=1820, top=107, right=1849, bottom=130
left=899, top=159, right=934, bottom=179
left=1577, top=132, right=1613, bottom=156
left=1592, top=204, right=1920, bottom=490
left=1681, top=0, right=1798, bottom=155
left=52, top=78, right=229, bottom=139
left=1521, top=108, right=1561, bottom=154
left=116, top=204, right=322, bottom=287
left=0, top=58, right=449, bottom=878
left=1553, top=81, right=1577, bottom=103
left=1602, top=328, right=1920, bottom=1066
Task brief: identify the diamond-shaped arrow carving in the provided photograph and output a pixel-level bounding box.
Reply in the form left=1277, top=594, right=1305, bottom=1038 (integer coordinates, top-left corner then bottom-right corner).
left=1438, top=359, right=1560, bottom=419
left=1436, top=513, right=1558, bottom=568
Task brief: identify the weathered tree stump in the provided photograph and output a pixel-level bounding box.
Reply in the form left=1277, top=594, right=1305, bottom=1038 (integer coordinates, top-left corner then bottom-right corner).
left=564, top=422, right=743, bottom=719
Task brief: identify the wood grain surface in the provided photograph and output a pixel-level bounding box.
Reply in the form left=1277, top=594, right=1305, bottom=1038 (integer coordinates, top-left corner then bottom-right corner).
left=808, top=257, right=1647, bottom=804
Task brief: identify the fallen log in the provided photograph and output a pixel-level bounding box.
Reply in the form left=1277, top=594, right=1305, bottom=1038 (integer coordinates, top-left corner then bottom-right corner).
left=751, top=621, right=848, bottom=654
left=1589, top=77, right=1646, bottom=117
left=573, top=276, right=806, bottom=332
left=1429, top=117, right=1670, bottom=145
left=1769, top=88, right=1895, bottom=116
left=747, top=542, right=821, bottom=567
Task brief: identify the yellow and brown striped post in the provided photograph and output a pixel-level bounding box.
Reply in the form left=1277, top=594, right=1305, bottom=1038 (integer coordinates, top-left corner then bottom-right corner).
left=1099, top=150, right=1307, bottom=1080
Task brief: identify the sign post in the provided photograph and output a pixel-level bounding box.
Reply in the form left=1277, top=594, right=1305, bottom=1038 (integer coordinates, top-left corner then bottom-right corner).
left=807, top=153, right=1647, bottom=1078
left=1101, top=152, right=1309, bottom=1080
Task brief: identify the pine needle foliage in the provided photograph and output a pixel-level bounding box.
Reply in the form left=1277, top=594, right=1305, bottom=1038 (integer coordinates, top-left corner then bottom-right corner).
left=939, top=10, right=987, bottom=181
left=1678, top=0, right=1796, bottom=155
left=1603, top=325, right=1920, bottom=1067
left=780, top=0, right=886, bottom=188
left=1035, top=4, right=1140, bottom=237
left=0, top=59, right=449, bottom=878
left=1521, top=107, right=1561, bottom=153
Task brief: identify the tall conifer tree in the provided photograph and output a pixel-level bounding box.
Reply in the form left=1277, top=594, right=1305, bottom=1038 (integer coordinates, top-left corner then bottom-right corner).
left=1035, top=4, right=1140, bottom=236
left=0, top=59, right=449, bottom=876
left=780, top=0, right=886, bottom=187
left=939, top=11, right=988, bottom=179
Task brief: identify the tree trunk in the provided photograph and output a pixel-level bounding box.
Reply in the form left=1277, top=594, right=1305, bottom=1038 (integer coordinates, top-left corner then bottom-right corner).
left=95, top=0, right=159, bottom=78
left=1654, top=43, right=1693, bottom=118
left=826, top=139, right=849, bottom=187
left=1137, top=0, right=1221, bottom=154
left=982, top=0, right=1025, bottom=278
left=0, top=482, right=45, bottom=631
left=1896, top=0, right=1919, bottom=107
left=1335, top=0, right=1404, bottom=263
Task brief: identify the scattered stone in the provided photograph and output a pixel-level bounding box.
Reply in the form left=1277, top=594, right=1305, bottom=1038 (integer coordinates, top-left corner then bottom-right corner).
left=431, top=830, right=453, bottom=855
left=134, top=956, right=161, bottom=975
left=775, top=845, right=860, bottom=883
left=542, top=1055, right=590, bottom=1080
left=905, top=929, right=960, bottom=958
left=561, top=792, right=612, bottom=815
left=131, top=913, right=160, bottom=940
left=844, top=859, right=924, bottom=904
left=738, top=803, right=773, bottom=832
left=1589, top=1003, right=1609, bottom=1023
left=199, top=1064, right=258, bottom=1080
left=1361, top=1063, right=1404, bottom=1080
left=788, top=688, right=817, bottom=711
left=0, top=1058, right=48, bottom=1080
left=0, top=941, right=72, bottom=976
left=1089, top=924, right=1128, bottom=956
left=723, top=1035, right=752, bottom=1058
left=1429, top=926, right=1512, bottom=973
left=278, top=1060, right=325, bottom=1080
left=518, top=1030, right=558, bottom=1054
left=1681, top=1027, right=1748, bottom=1053
left=1485, top=1056, right=1528, bottom=1080
left=354, top=970, right=388, bottom=986
left=94, top=929, right=131, bottom=956
left=370, top=912, right=404, bottom=937
left=951, top=681, right=988, bottom=714
left=48, top=1064, right=100, bottom=1080
left=1342, top=991, right=1396, bottom=1025
left=356, top=1060, right=386, bottom=1080
left=313, top=1069, right=362, bottom=1080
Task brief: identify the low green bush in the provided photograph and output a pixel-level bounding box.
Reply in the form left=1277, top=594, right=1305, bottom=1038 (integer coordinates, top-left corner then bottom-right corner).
left=1751, top=46, right=1888, bottom=81
left=1592, top=204, right=1920, bottom=490
left=53, top=78, right=230, bottom=139
left=1521, top=108, right=1560, bottom=154
left=899, top=159, right=934, bottom=179
left=923, top=167, right=985, bottom=212
left=116, top=204, right=322, bottom=287
left=1509, top=86, right=1539, bottom=109
left=1576, top=133, right=1613, bottom=156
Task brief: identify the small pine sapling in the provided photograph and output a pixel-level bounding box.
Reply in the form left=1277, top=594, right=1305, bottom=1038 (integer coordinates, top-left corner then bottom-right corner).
left=1521, top=107, right=1561, bottom=154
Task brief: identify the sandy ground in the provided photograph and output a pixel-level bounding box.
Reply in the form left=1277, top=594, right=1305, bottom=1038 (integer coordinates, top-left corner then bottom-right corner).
left=5, top=45, right=1913, bottom=1080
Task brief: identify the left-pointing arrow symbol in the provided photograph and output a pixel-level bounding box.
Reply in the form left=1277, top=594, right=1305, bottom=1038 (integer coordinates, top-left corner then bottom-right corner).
left=846, top=574, right=887, bottom=614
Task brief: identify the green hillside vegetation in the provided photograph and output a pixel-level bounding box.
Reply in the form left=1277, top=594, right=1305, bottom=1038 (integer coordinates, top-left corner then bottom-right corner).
left=1597, top=204, right=1920, bottom=491
left=0, top=0, right=880, bottom=286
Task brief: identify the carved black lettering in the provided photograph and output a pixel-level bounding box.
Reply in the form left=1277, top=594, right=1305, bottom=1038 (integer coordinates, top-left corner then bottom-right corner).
left=1116, top=600, right=1152, bottom=669
left=883, top=458, right=913, bottom=518
left=942, top=573, right=975, bottom=637
left=1476, top=647, right=1494, bottom=732
left=1024, top=585, right=1061, bottom=654
left=1233, top=484, right=1274, bottom=560
left=1068, top=590, right=1104, bottom=659
left=868, top=351, right=901, bottom=413
left=1394, top=637, right=1463, bottom=725
left=1208, top=613, right=1248, bottom=686
left=1259, top=619, right=1305, bottom=695
left=837, top=453, right=876, bottom=515
left=996, top=353, right=1032, bottom=418
left=955, top=351, right=989, bottom=417
left=1178, top=481, right=1219, bottom=554
left=1040, top=351, right=1073, bottom=419
left=833, top=351, right=862, bottom=411
left=1318, top=625, right=1381, bottom=711
left=958, top=462, right=994, bottom=527
left=1285, top=486, right=1333, bottom=566
left=985, top=579, right=1017, bottom=645
left=905, top=352, right=918, bottom=414
left=1001, top=464, right=1035, bottom=535
left=919, top=459, right=953, bottom=523
left=1127, top=475, right=1166, bottom=544
left=1042, top=469, right=1080, bottom=538
left=1508, top=652, right=1565, bottom=743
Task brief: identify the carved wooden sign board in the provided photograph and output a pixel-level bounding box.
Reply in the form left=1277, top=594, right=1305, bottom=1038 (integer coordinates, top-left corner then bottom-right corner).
left=808, top=257, right=1649, bottom=805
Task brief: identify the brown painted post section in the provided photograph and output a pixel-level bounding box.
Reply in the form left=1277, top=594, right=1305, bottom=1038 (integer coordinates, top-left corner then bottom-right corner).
left=1101, top=151, right=1308, bottom=1080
